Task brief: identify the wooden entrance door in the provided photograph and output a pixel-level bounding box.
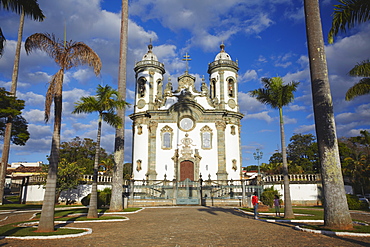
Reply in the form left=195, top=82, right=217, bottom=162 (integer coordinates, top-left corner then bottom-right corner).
left=180, top=161, right=194, bottom=181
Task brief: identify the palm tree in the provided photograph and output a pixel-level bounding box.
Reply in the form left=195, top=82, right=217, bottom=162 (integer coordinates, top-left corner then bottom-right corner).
left=0, top=0, right=44, bottom=205
left=249, top=76, right=299, bottom=219
left=304, top=0, right=353, bottom=230
left=25, top=33, right=101, bottom=231
left=110, top=0, right=129, bottom=211
left=328, top=0, right=370, bottom=100
left=72, top=84, right=128, bottom=218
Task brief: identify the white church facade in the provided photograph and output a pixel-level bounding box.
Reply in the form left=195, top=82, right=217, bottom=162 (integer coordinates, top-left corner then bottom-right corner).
left=130, top=43, right=244, bottom=182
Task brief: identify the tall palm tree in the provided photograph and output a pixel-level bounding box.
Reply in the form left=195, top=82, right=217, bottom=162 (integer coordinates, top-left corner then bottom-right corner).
left=249, top=76, right=299, bottom=219
left=304, top=0, right=353, bottom=230
left=25, top=33, right=101, bottom=231
left=0, top=0, right=44, bottom=205
left=72, top=84, right=128, bottom=218
left=110, top=0, right=129, bottom=211
left=328, top=0, right=370, bottom=100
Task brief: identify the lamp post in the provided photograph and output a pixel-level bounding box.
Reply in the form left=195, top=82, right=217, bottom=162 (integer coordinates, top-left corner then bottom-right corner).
left=253, top=148, right=263, bottom=175
left=253, top=149, right=263, bottom=198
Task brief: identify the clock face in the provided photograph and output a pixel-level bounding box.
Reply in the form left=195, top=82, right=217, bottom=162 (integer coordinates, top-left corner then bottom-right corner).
left=180, top=117, right=194, bottom=131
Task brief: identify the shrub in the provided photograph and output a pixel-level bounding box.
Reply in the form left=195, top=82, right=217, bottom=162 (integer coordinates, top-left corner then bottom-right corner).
left=260, top=186, right=281, bottom=207
left=346, top=194, right=368, bottom=210
left=81, top=187, right=112, bottom=208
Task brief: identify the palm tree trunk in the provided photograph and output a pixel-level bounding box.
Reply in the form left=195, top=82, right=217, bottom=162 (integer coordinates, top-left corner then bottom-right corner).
left=110, top=0, right=128, bottom=211
left=304, top=0, right=352, bottom=229
left=279, top=108, right=294, bottom=218
left=37, top=79, right=63, bottom=232
left=88, top=116, right=102, bottom=218
left=0, top=9, right=25, bottom=205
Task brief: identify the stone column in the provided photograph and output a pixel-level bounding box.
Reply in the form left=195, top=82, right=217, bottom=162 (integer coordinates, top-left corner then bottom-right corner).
left=215, top=120, right=228, bottom=180
left=147, top=120, right=158, bottom=180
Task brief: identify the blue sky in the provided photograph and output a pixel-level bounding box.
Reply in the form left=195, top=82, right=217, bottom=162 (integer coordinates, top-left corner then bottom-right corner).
left=0, top=0, right=369, bottom=167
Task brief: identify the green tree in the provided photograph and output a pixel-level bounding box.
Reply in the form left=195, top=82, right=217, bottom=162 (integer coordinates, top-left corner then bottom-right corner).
left=123, top=162, right=133, bottom=180
left=304, top=0, right=353, bottom=229
left=249, top=76, right=299, bottom=219
left=287, top=133, right=319, bottom=173
left=110, top=0, right=129, bottom=212
left=0, top=0, right=44, bottom=206
left=327, top=0, right=370, bottom=100
left=41, top=159, right=86, bottom=205
left=0, top=87, right=29, bottom=145
left=340, top=131, right=370, bottom=195
left=59, top=137, right=110, bottom=174
left=72, top=84, right=128, bottom=218
left=25, top=33, right=101, bottom=232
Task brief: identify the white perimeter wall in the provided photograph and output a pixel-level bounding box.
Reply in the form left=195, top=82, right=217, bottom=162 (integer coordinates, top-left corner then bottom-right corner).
left=22, top=184, right=111, bottom=204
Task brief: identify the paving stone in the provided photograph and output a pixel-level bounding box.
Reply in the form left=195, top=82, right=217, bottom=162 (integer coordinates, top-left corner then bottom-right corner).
left=1, top=207, right=370, bottom=246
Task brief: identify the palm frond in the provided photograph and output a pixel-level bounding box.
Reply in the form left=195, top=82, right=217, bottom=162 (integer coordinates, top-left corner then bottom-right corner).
left=345, top=77, right=370, bottom=100
left=349, top=59, right=370, bottom=77
left=65, top=42, right=102, bottom=75
left=25, top=33, right=63, bottom=64
left=72, top=96, right=99, bottom=114
left=102, top=112, right=122, bottom=128
left=1, top=0, right=45, bottom=21
left=328, top=0, right=370, bottom=43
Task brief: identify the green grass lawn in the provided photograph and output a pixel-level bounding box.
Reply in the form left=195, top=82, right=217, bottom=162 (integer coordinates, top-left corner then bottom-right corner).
left=240, top=207, right=370, bottom=234
left=301, top=224, right=370, bottom=233
left=0, top=207, right=141, bottom=237
left=0, top=223, right=87, bottom=237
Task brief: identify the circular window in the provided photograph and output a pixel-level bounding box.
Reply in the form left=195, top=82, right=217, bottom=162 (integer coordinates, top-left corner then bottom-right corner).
left=179, top=117, right=194, bottom=131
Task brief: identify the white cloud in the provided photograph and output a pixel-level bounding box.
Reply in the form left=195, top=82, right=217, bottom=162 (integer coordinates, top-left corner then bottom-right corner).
left=238, top=91, right=266, bottom=113
left=239, top=70, right=258, bottom=83
left=294, top=124, right=315, bottom=133
left=23, top=109, right=45, bottom=123
left=244, top=111, right=274, bottom=123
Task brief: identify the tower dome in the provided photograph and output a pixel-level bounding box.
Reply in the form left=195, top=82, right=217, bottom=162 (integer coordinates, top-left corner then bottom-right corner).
left=142, top=43, right=158, bottom=61
left=214, top=43, right=232, bottom=61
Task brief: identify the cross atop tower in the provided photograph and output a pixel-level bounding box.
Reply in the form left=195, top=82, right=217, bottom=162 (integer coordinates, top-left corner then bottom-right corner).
left=182, top=53, right=191, bottom=73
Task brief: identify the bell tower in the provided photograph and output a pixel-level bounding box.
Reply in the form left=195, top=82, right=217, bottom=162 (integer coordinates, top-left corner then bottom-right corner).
left=134, top=43, right=166, bottom=112
left=207, top=43, right=239, bottom=112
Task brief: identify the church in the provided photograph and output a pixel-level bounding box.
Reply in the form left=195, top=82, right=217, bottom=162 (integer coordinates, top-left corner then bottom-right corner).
left=130, top=43, right=244, bottom=182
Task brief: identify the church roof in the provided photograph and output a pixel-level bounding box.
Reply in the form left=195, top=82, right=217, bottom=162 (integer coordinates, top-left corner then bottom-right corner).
left=142, top=43, right=158, bottom=61
left=214, top=43, right=232, bottom=61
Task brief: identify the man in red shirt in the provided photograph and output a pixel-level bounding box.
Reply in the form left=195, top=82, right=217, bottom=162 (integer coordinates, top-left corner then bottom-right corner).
left=252, top=192, right=259, bottom=219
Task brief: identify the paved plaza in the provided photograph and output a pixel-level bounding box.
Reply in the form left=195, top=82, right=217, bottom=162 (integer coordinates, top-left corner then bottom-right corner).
left=1, top=206, right=370, bottom=246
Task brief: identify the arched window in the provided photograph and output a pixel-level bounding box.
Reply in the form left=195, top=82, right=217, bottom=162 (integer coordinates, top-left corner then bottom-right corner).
left=157, top=79, right=163, bottom=97
left=161, top=125, right=173, bottom=149
left=163, top=132, right=171, bottom=148
left=200, top=125, right=213, bottom=149
left=210, top=78, right=217, bottom=99
left=138, top=77, right=146, bottom=98
left=228, top=78, right=235, bottom=98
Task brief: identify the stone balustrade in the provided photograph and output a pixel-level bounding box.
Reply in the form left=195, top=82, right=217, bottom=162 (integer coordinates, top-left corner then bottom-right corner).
left=263, top=174, right=321, bottom=183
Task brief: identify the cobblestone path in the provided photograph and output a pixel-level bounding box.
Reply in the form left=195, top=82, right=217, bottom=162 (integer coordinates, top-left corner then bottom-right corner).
left=1, top=207, right=370, bottom=246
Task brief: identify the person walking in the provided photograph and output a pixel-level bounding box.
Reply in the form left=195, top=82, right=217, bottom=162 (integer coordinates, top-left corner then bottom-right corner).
left=274, top=195, right=281, bottom=217
left=252, top=192, right=259, bottom=219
